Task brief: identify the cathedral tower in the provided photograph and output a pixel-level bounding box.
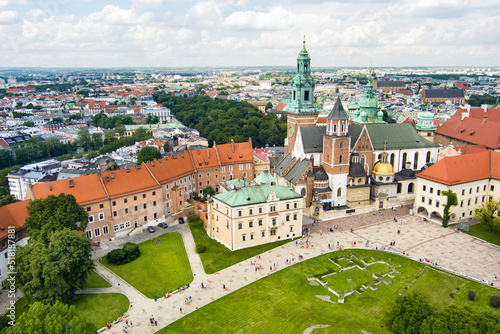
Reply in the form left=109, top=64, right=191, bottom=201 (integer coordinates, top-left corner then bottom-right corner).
left=285, top=38, right=319, bottom=154
left=322, top=98, right=350, bottom=206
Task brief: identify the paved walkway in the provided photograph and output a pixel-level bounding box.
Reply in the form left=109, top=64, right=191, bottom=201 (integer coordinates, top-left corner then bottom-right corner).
left=2, top=213, right=498, bottom=332
left=93, top=214, right=499, bottom=334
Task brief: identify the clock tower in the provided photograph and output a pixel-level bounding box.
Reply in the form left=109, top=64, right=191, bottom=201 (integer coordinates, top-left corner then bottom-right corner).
left=284, top=38, right=319, bottom=154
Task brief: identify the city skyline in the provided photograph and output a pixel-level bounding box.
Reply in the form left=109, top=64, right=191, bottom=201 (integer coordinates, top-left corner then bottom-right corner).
left=0, top=0, right=499, bottom=68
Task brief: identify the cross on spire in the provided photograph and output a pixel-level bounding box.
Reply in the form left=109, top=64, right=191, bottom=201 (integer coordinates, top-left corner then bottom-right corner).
left=384, top=140, right=387, bottom=151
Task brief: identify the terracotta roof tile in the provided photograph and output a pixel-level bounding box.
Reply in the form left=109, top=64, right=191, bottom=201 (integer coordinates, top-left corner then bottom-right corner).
left=418, top=151, right=495, bottom=185
left=435, top=109, right=500, bottom=149
left=145, top=152, right=195, bottom=184
left=191, top=147, right=220, bottom=170
left=101, top=167, right=159, bottom=198
left=32, top=174, right=108, bottom=205
left=217, top=142, right=253, bottom=165
left=0, top=200, right=30, bottom=240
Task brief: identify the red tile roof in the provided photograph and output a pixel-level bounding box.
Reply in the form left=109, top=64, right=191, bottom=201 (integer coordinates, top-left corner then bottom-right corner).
left=418, top=151, right=500, bottom=185
left=435, top=108, right=500, bottom=149
left=0, top=200, right=30, bottom=240
left=253, top=148, right=275, bottom=162
left=217, top=142, right=253, bottom=165
left=145, top=152, right=196, bottom=184
left=275, top=103, right=287, bottom=111
left=32, top=174, right=108, bottom=205
left=100, top=167, right=160, bottom=199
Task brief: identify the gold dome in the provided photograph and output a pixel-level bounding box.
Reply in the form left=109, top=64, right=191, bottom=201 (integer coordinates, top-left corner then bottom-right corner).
left=372, top=161, right=395, bottom=175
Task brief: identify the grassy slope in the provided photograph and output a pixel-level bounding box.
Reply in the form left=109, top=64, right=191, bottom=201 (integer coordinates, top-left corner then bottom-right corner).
left=159, top=250, right=498, bottom=334
left=189, top=218, right=292, bottom=274
left=68, top=293, right=129, bottom=329
left=100, top=232, right=193, bottom=298
left=466, top=223, right=500, bottom=246
left=86, top=270, right=112, bottom=289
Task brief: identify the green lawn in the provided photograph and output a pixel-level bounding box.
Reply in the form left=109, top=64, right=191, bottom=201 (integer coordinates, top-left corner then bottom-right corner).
left=366, top=263, right=391, bottom=275
left=466, top=223, right=500, bottom=246
left=324, top=267, right=375, bottom=292
left=158, top=250, right=499, bottom=334
left=99, top=232, right=193, bottom=298
left=68, top=293, right=129, bottom=329
left=86, top=270, right=111, bottom=289
left=188, top=218, right=292, bottom=274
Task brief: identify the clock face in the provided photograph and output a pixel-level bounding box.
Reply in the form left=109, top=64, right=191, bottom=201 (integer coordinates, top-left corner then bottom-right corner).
left=289, top=126, right=294, bottom=137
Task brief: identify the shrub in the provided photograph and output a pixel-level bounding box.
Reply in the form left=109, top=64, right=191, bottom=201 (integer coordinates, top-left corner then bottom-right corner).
left=106, top=243, right=140, bottom=265
left=490, top=296, right=500, bottom=308
left=196, top=244, right=207, bottom=254
left=468, top=291, right=476, bottom=301
left=187, top=211, right=202, bottom=224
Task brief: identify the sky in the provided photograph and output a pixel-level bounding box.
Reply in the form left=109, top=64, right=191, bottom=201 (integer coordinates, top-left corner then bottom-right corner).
left=0, top=0, right=499, bottom=68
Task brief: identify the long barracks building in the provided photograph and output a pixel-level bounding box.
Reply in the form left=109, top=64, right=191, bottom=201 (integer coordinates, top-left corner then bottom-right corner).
left=27, top=140, right=254, bottom=242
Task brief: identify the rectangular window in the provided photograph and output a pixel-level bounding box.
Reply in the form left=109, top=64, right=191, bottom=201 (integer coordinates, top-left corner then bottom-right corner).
left=154, top=213, right=157, bottom=219
left=103, top=226, right=109, bottom=234
left=460, top=200, right=464, bottom=207
left=207, top=172, right=210, bottom=177
left=270, top=229, right=276, bottom=236
left=290, top=226, right=293, bottom=232
left=272, top=218, right=277, bottom=226
left=88, top=215, right=94, bottom=223
left=421, top=196, right=425, bottom=203
left=143, top=203, right=147, bottom=209
left=430, top=187, right=433, bottom=194
left=468, top=199, right=471, bottom=206
left=258, top=219, right=263, bottom=226
left=125, top=221, right=131, bottom=228
left=86, top=206, right=91, bottom=212
left=113, top=211, right=117, bottom=217
left=86, top=230, right=92, bottom=238
left=469, top=188, right=472, bottom=194
left=135, top=205, right=138, bottom=211
left=112, top=201, right=116, bottom=206
left=249, top=221, right=253, bottom=228
left=119, top=223, right=125, bottom=230
left=125, top=208, right=129, bottom=214
left=238, top=210, right=242, bottom=217
left=153, top=201, right=156, bottom=206
left=286, top=203, right=290, bottom=209
left=144, top=216, right=147, bottom=222
left=491, top=185, right=495, bottom=191
left=286, top=215, right=290, bottom=221
left=246, top=164, right=250, bottom=170
left=124, top=198, right=128, bottom=203
left=270, top=205, right=276, bottom=212
left=152, top=191, right=156, bottom=196
left=250, top=234, right=254, bottom=240
left=304, top=90, right=310, bottom=101
left=143, top=194, right=146, bottom=199
left=249, top=209, right=253, bottom=215
left=475, top=197, right=478, bottom=204
left=229, top=166, right=233, bottom=172
left=477, top=186, right=480, bottom=193
left=435, top=201, right=439, bottom=208
left=99, top=204, right=104, bottom=209
left=239, top=164, right=243, bottom=170
left=114, top=225, right=119, bottom=232
left=222, top=167, right=226, bottom=173
left=238, top=223, right=242, bottom=230
left=462, top=189, right=465, bottom=196
left=437, top=190, right=441, bottom=196
left=98, top=213, right=104, bottom=220
left=259, top=207, right=263, bottom=213
left=423, top=185, right=426, bottom=191
left=262, top=231, right=265, bottom=237
left=293, top=214, right=298, bottom=220
left=94, top=228, right=100, bottom=237
left=294, top=202, right=298, bottom=208
left=134, top=196, right=137, bottom=201
left=242, top=235, right=246, bottom=241
left=428, top=199, right=432, bottom=205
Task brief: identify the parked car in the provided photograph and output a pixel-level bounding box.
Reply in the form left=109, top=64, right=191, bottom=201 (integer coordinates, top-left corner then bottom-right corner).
left=178, top=217, right=185, bottom=224
left=158, top=222, right=168, bottom=229
left=148, top=226, right=155, bottom=233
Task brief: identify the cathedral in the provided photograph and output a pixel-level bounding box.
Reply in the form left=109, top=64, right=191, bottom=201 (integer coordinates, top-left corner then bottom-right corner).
left=274, top=41, right=439, bottom=219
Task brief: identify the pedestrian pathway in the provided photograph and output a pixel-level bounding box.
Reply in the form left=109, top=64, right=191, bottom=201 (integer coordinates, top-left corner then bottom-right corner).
left=97, top=215, right=499, bottom=334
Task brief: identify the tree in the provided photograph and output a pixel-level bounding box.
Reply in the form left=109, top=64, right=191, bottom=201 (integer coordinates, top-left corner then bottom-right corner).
left=16, top=229, right=94, bottom=304
left=265, top=102, right=273, bottom=111
left=76, top=128, right=91, bottom=151
left=115, top=125, right=126, bottom=137
left=4, top=301, right=95, bottom=334
left=25, top=194, right=88, bottom=245
left=474, top=199, right=500, bottom=232
left=91, top=132, right=103, bottom=150
left=104, top=130, right=116, bottom=144
left=441, top=190, right=458, bottom=228
left=0, top=195, right=18, bottom=208
left=420, top=305, right=500, bottom=333
left=202, top=185, right=215, bottom=198
left=22, top=121, right=34, bottom=127
left=382, top=110, right=397, bottom=123
left=137, top=146, right=161, bottom=165
left=163, top=141, right=170, bottom=152
left=385, top=293, right=434, bottom=334
left=146, top=114, right=159, bottom=124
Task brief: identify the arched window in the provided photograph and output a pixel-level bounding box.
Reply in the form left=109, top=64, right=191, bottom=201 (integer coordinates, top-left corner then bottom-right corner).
left=413, top=152, right=419, bottom=170
left=360, top=154, right=366, bottom=167
left=341, top=123, right=344, bottom=132
left=426, top=151, right=431, bottom=163
left=337, top=188, right=342, bottom=197
left=402, top=152, right=407, bottom=169
left=408, top=183, right=414, bottom=194
left=390, top=153, right=395, bottom=167
left=340, top=141, right=343, bottom=149
left=301, top=188, right=306, bottom=196
left=333, top=124, right=337, bottom=132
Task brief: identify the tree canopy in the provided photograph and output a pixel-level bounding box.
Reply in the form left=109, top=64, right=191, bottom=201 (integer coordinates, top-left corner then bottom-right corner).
left=25, top=194, right=88, bottom=245
left=16, top=229, right=94, bottom=304
left=467, top=94, right=497, bottom=107
left=385, top=293, right=434, bottom=334
left=4, top=301, right=95, bottom=334
left=474, top=199, right=500, bottom=232
left=137, top=146, right=161, bottom=165
left=153, top=93, right=287, bottom=147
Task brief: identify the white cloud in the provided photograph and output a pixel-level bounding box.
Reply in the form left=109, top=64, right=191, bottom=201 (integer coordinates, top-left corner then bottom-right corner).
left=131, top=0, right=165, bottom=8
left=0, top=0, right=25, bottom=9
left=222, top=6, right=293, bottom=31
left=0, top=10, right=18, bottom=23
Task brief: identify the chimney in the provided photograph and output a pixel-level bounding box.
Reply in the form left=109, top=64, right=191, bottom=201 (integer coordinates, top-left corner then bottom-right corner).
left=231, top=139, right=234, bottom=153
left=181, top=152, right=184, bottom=158
left=111, top=172, right=115, bottom=179
left=68, top=179, right=74, bottom=188
left=207, top=148, right=210, bottom=158
left=151, top=161, right=155, bottom=167
left=49, top=183, right=52, bottom=191
left=126, top=168, right=130, bottom=173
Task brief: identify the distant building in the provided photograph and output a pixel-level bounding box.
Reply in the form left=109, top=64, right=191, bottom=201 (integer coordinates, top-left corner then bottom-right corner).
left=421, top=88, right=465, bottom=104
left=141, top=106, right=173, bottom=123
